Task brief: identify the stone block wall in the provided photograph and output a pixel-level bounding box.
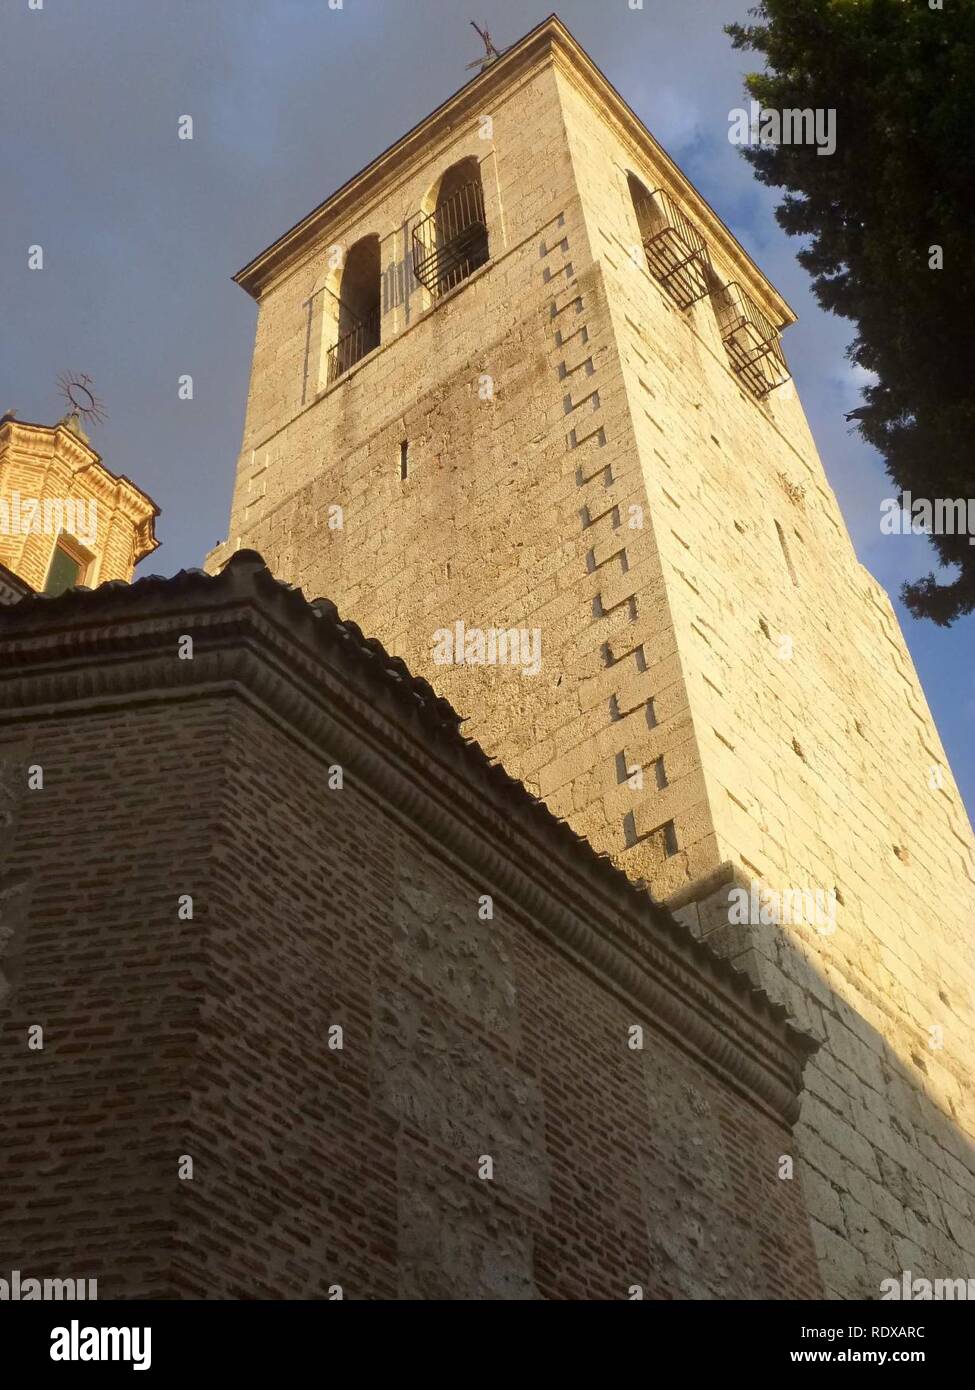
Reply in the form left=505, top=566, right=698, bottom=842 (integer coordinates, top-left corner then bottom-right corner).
left=557, top=63, right=975, bottom=1297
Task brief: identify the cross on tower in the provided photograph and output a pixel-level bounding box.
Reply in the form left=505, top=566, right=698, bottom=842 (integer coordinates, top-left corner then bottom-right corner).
left=466, top=21, right=504, bottom=72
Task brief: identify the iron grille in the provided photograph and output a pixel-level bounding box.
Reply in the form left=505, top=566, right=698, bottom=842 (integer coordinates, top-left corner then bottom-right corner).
left=636, top=188, right=711, bottom=310
left=325, top=305, right=380, bottom=386
left=713, top=281, right=791, bottom=397
left=411, top=180, right=489, bottom=298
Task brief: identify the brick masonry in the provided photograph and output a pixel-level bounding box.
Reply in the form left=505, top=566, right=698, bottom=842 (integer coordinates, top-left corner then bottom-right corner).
left=0, top=554, right=821, bottom=1298
left=206, top=18, right=975, bottom=1298
left=0, top=415, right=158, bottom=594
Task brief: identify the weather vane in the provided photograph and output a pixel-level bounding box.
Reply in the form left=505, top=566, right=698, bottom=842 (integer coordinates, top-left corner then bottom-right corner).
left=56, top=371, right=108, bottom=428
left=467, top=21, right=505, bottom=72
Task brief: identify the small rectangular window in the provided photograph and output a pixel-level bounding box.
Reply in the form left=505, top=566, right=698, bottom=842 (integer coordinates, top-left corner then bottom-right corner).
left=400, top=440, right=409, bottom=480
left=43, top=542, right=86, bottom=596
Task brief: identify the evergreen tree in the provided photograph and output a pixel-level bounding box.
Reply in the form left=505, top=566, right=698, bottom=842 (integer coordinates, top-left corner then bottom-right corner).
left=727, top=0, right=975, bottom=624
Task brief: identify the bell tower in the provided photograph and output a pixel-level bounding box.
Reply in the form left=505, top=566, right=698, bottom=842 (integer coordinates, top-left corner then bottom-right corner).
left=0, top=408, right=158, bottom=602
left=208, top=16, right=975, bottom=1298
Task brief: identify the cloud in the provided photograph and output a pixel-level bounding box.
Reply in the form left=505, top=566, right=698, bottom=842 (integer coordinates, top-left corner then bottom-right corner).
left=646, top=87, right=704, bottom=152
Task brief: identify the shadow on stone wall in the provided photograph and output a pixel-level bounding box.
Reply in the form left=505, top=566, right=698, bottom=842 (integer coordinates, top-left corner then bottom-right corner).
left=674, top=862, right=975, bottom=1300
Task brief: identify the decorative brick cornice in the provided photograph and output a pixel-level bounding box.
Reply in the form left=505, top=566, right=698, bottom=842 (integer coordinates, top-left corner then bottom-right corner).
left=0, top=417, right=160, bottom=562
left=0, top=552, right=816, bottom=1124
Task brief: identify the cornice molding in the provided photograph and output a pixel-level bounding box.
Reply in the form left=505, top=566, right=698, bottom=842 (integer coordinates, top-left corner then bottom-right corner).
left=234, top=21, right=557, bottom=298
left=0, top=420, right=160, bottom=560
left=234, top=14, right=793, bottom=327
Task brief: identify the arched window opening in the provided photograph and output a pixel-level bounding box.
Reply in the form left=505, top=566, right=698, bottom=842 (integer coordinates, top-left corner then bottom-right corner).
left=327, top=234, right=381, bottom=385
left=712, top=279, right=791, bottom=398
left=626, top=173, right=710, bottom=310
left=412, top=156, right=489, bottom=299
left=627, top=173, right=657, bottom=244
left=43, top=535, right=92, bottom=596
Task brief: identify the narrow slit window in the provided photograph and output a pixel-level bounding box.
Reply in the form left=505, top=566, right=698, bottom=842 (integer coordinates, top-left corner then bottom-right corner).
left=775, top=520, right=799, bottom=587
left=400, top=440, right=409, bottom=480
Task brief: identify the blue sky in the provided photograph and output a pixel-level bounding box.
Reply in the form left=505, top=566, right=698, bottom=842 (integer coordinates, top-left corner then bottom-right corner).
left=1, top=0, right=972, bottom=819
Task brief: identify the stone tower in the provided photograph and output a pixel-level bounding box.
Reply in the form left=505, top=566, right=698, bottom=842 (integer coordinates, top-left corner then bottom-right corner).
left=208, top=17, right=975, bottom=1297
left=0, top=411, right=158, bottom=601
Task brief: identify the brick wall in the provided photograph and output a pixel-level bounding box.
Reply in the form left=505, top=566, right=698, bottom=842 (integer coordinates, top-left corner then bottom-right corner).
left=0, top=558, right=821, bottom=1298
left=0, top=417, right=157, bottom=592
left=0, top=702, right=223, bottom=1297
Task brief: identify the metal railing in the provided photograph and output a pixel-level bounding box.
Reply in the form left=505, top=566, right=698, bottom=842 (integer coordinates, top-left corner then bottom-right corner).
left=713, top=281, right=791, bottom=397
left=411, top=180, right=489, bottom=298
left=636, top=188, right=711, bottom=309
left=325, top=304, right=380, bottom=385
